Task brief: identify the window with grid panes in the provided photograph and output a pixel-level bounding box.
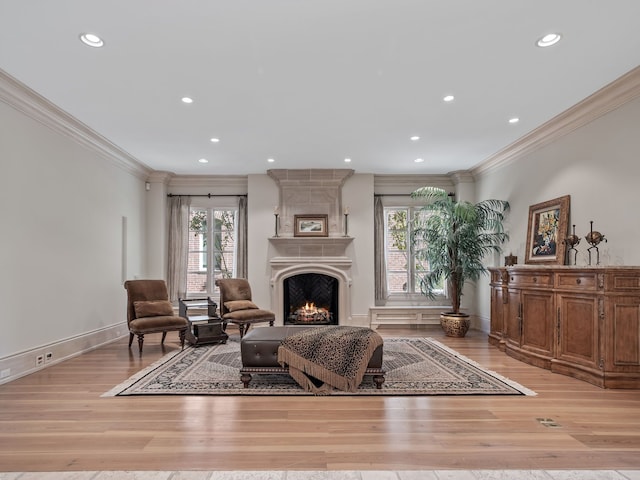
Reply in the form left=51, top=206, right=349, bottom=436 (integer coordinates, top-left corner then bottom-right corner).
left=384, top=206, right=444, bottom=298
left=187, top=207, right=237, bottom=297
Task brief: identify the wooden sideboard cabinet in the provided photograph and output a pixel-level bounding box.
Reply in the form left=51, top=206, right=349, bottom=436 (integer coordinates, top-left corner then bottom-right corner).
left=489, top=266, right=640, bottom=388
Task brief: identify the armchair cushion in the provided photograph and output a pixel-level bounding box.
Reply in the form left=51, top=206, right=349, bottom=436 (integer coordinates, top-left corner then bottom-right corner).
left=129, top=315, right=188, bottom=333
left=224, top=300, right=259, bottom=312
left=222, top=309, right=276, bottom=322
left=134, top=300, right=174, bottom=318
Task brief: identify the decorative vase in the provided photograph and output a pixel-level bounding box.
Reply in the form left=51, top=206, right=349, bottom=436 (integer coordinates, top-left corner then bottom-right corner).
left=440, top=312, right=470, bottom=337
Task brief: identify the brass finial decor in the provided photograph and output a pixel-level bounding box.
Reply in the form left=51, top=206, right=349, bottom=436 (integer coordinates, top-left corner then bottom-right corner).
left=563, top=224, right=581, bottom=265
left=585, top=220, right=607, bottom=265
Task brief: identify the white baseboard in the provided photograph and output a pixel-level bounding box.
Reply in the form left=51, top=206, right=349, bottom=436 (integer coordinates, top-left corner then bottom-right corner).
left=369, top=305, right=442, bottom=329
left=0, top=323, right=127, bottom=385
left=473, top=314, right=490, bottom=334
left=348, top=314, right=371, bottom=328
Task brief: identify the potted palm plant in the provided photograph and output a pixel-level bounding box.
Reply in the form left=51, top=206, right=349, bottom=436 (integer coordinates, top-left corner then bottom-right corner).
left=411, top=186, right=510, bottom=337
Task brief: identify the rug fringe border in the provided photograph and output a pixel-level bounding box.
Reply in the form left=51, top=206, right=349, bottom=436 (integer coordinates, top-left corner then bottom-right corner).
left=101, top=348, right=187, bottom=397
left=426, top=337, right=537, bottom=396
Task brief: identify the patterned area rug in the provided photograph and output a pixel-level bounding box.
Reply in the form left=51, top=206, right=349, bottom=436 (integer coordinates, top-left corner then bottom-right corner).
left=103, top=336, right=536, bottom=397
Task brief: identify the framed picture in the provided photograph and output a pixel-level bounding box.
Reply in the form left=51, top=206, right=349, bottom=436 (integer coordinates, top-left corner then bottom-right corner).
left=525, top=195, right=570, bottom=265
left=294, top=214, right=328, bottom=237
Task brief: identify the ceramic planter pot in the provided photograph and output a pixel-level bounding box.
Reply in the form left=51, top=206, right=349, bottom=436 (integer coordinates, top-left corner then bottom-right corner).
left=440, top=312, right=470, bottom=337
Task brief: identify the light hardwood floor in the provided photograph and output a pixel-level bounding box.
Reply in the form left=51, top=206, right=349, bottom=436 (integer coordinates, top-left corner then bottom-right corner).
left=1, top=325, right=639, bottom=473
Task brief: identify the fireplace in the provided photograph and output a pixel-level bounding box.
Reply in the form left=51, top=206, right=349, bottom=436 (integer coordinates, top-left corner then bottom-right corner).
left=267, top=169, right=356, bottom=326
left=284, top=273, right=339, bottom=325
left=269, top=252, right=353, bottom=326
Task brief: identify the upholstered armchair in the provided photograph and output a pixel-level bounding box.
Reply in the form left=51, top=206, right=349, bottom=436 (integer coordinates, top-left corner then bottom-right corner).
left=124, top=279, right=188, bottom=355
left=215, top=278, right=275, bottom=338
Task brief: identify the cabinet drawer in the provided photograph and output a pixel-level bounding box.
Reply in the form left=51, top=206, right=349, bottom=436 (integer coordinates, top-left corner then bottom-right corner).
left=606, top=272, right=640, bottom=293
left=556, top=272, right=599, bottom=291
left=507, top=271, right=553, bottom=288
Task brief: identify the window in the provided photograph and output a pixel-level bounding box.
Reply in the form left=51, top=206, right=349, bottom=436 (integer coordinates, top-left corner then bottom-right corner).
left=187, top=207, right=237, bottom=297
left=384, top=206, right=445, bottom=298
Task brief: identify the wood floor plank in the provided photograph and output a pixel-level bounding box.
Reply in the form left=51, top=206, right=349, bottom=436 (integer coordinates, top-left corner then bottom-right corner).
left=1, top=325, right=640, bottom=472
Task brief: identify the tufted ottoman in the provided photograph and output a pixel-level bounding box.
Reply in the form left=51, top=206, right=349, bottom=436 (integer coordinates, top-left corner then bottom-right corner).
left=240, top=326, right=385, bottom=389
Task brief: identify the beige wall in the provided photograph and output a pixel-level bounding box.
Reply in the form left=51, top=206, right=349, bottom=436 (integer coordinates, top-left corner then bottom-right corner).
left=0, top=99, right=147, bottom=366
left=474, top=95, right=640, bottom=331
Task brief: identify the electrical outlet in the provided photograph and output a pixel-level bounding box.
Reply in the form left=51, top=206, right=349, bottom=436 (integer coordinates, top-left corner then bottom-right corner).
left=45, top=352, right=53, bottom=363
left=0, top=368, right=10, bottom=379
left=36, top=355, right=44, bottom=366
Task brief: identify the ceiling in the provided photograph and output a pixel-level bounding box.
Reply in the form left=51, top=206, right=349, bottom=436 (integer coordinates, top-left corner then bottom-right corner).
left=1, top=1, right=640, bottom=176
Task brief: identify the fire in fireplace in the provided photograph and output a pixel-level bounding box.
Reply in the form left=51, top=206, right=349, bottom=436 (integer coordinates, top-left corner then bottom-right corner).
left=283, top=273, right=339, bottom=325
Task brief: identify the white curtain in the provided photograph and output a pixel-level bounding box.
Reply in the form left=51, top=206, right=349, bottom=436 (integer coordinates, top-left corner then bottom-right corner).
left=167, top=195, right=191, bottom=302
left=374, top=196, right=388, bottom=305
left=236, top=196, right=248, bottom=279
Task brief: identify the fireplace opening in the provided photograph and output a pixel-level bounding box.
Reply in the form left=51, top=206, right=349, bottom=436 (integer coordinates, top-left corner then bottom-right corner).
left=283, top=273, right=339, bottom=325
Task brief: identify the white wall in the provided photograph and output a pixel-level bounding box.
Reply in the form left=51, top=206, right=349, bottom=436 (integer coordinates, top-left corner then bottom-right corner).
left=343, top=174, right=376, bottom=323
left=0, top=100, right=147, bottom=365
left=247, top=174, right=279, bottom=309
left=475, top=95, right=640, bottom=329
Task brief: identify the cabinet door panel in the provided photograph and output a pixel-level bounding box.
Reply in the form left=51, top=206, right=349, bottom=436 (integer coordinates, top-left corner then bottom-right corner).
left=490, top=286, right=504, bottom=338
left=608, top=296, right=640, bottom=367
left=505, top=289, right=521, bottom=348
left=521, top=291, right=554, bottom=357
left=557, top=294, right=599, bottom=369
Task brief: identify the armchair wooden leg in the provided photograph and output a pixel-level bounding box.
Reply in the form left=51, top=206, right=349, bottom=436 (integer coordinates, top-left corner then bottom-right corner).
left=179, top=329, right=186, bottom=350
left=161, top=331, right=167, bottom=344
left=128, top=332, right=134, bottom=347
left=238, top=324, right=246, bottom=338
left=137, top=334, right=144, bottom=355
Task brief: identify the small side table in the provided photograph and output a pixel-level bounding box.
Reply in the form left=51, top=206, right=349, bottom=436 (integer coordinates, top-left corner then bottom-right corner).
left=179, top=297, right=229, bottom=346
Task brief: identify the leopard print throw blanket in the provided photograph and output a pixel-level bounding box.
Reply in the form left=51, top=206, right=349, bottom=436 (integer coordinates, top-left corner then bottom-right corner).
left=277, top=326, right=383, bottom=395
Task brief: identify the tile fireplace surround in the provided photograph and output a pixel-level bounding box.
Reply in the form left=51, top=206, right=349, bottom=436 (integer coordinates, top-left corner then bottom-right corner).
left=267, top=169, right=356, bottom=326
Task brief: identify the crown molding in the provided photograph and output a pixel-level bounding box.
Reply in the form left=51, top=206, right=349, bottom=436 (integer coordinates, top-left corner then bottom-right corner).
left=448, top=170, right=475, bottom=185
left=473, top=66, right=640, bottom=177
left=146, top=171, right=174, bottom=184
left=374, top=174, right=453, bottom=192
left=168, top=175, right=248, bottom=191
left=0, top=69, right=151, bottom=179
left=267, top=169, right=354, bottom=187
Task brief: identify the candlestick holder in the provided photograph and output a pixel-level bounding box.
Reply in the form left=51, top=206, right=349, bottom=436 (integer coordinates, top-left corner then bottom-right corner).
left=343, top=213, right=349, bottom=237
left=274, top=213, right=279, bottom=237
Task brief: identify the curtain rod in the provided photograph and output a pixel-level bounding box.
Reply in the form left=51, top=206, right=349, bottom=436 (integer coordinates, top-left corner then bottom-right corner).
left=167, top=194, right=247, bottom=198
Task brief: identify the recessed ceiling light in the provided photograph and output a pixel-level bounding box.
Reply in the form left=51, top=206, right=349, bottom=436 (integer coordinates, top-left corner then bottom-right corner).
left=181, top=97, right=193, bottom=104
left=414, top=158, right=424, bottom=163
left=344, top=158, right=352, bottom=163
left=509, top=117, right=520, bottom=124
left=210, top=138, right=220, bottom=143
left=79, top=33, right=104, bottom=48
left=410, top=136, right=420, bottom=141
left=198, top=158, right=208, bottom=164
left=267, top=158, right=275, bottom=163
left=537, top=33, right=562, bottom=47
left=443, top=95, right=455, bottom=102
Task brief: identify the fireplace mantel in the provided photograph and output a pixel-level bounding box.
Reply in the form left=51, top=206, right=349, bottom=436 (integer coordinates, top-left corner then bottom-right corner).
left=270, top=255, right=352, bottom=269
left=269, top=237, right=353, bottom=246
left=269, top=236, right=353, bottom=258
